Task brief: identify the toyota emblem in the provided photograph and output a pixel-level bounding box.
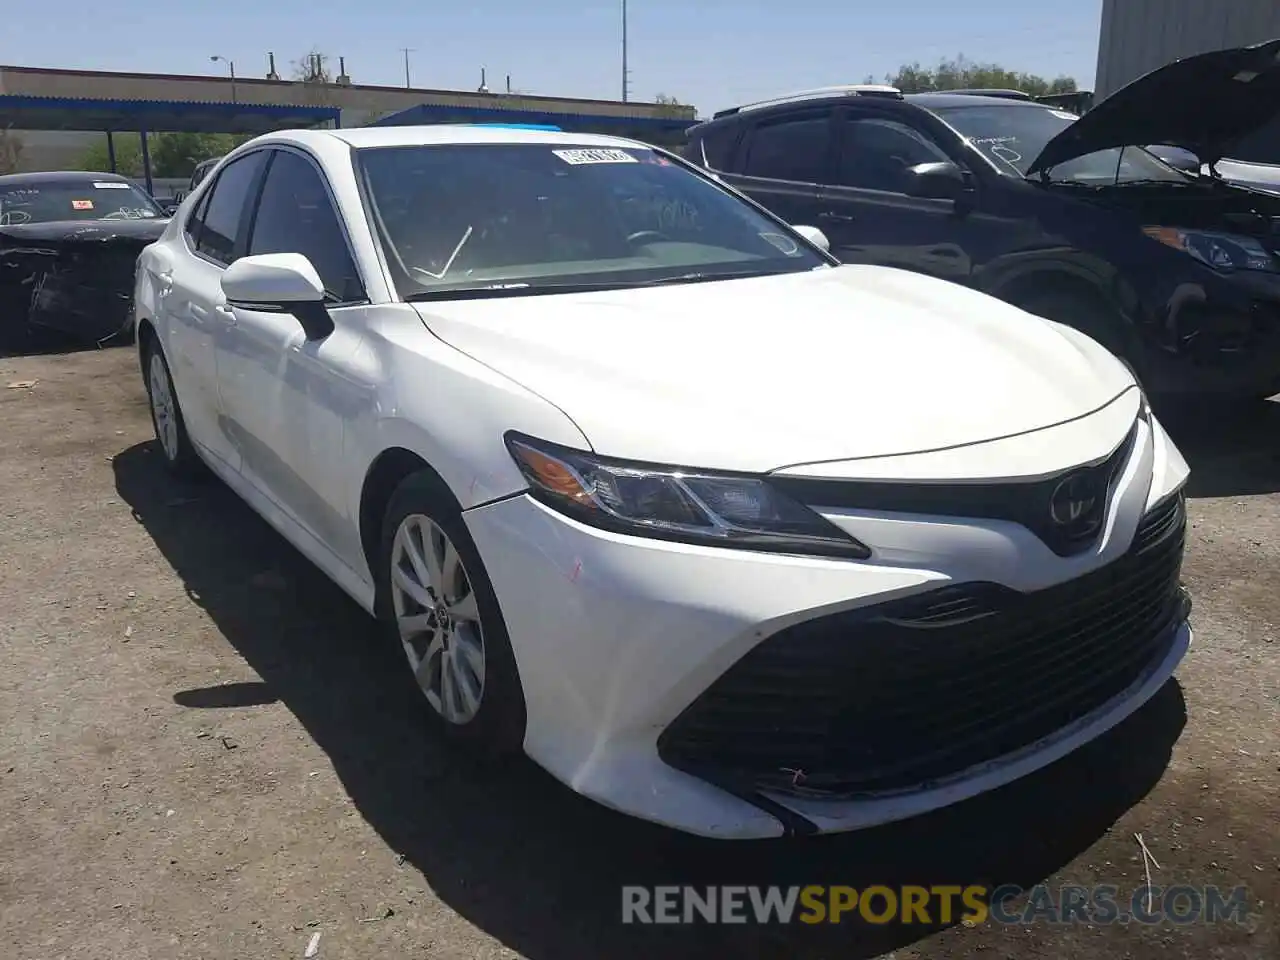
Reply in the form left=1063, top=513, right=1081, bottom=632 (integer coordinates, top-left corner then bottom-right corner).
left=1049, top=472, right=1103, bottom=534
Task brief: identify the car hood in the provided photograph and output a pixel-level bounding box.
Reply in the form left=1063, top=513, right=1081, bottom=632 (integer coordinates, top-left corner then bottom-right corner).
left=1028, top=38, right=1280, bottom=175
left=0, top=218, right=169, bottom=244
left=412, top=266, right=1135, bottom=473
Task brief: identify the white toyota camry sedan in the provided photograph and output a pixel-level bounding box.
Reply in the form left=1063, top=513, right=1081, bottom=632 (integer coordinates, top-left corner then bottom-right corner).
left=133, top=125, right=1192, bottom=840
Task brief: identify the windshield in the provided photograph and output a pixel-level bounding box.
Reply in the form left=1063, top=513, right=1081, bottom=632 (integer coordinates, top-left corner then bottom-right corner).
left=0, top=178, right=164, bottom=226
left=932, top=104, right=1187, bottom=183
left=356, top=142, right=827, bottom=298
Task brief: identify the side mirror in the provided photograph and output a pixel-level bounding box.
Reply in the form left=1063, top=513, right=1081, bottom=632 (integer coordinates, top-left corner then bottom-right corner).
left=1147, top=145, right=1200, bottom=173
left=905, top=160, right=970, bottom=201
left=221, top=253, right=334, bottom=340
left=791, top=224, right=830, bottom=253
left=161, top=202, right=180, bottom=217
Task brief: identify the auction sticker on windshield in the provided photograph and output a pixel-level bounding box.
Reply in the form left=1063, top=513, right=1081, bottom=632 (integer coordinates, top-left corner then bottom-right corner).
left=71, top=199, right=94, bottom=210
left=553, top=148, right=638, bottom=165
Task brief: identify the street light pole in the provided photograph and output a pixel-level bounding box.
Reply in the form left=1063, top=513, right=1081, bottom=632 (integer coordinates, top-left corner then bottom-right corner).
left=400, top=48, right=414, bottom=88
left=621, top=0, right=629, bottom=102
left=211, top=55, right=237, bottom=102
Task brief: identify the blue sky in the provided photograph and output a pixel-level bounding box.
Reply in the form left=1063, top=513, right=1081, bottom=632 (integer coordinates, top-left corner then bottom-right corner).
left=4, top=0, right=1103, bottom=116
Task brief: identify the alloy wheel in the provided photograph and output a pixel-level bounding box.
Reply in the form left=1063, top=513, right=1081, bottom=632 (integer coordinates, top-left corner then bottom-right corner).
left=148, top=352, right=179, bottom=462
left=389, top=513, right=487, bottom=724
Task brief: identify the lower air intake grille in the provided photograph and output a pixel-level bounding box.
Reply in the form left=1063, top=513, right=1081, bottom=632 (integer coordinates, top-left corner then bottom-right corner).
left=657, top=492, right=1187, bottom=798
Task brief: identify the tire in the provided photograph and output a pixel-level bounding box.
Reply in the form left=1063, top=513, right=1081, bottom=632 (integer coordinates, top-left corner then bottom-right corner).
left=375, top=470, right=527, bottom=756
left=142, top=338, right=205, bottom=479
left=1015, top=288, right=1132, bottom=364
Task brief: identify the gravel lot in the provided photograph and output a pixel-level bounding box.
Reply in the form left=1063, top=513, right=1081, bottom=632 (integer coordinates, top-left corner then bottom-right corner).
left=1, top=345, right=1276, bottom=960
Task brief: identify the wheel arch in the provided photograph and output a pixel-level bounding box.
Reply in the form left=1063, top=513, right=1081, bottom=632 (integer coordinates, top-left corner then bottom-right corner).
left=993, top=268, right=1138, bottom=358
left=135, top=315, right=158, bottom=376
left=358, top=446, right=440, bottom=582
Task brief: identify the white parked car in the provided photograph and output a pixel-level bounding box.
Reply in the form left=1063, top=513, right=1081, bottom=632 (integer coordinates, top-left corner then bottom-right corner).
left=133, top=125, right=1192, bottom=840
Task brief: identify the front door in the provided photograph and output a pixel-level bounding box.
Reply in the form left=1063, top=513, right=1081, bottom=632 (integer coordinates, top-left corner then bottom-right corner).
left=214, top=147, right=370, bottom=563
left=817, top=107, right=1011, bottom=285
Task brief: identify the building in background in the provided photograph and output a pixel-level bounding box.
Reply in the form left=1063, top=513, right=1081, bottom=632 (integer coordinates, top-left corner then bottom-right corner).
left=0, top=63, right=696, bottom=171
left=1095, top=0, right=1280, bottom=98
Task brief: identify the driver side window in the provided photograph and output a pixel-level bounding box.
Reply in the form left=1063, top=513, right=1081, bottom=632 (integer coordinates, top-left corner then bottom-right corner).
left=246, top=150, right=365, bottom=303
left=834, top=116, right=952, bottom=192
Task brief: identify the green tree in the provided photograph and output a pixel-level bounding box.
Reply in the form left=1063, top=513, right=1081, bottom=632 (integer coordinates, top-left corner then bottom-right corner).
left=148, top=132, right=247, bottom=178
left=0, top=130, right=24, bottom=174
left=78, top=135, right=144, bottom=176
left=76, top=131, right=250, bottom=178
left=885, top=54, right=1078, bottom=96
left=653, top=92, right=690, bottom=119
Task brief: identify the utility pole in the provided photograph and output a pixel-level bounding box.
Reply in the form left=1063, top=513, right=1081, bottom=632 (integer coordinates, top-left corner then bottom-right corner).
left=211, top=55, right=237, bottom=102
left=621, top=0, right=629, bottom=102
left=400, top=48, right=414, bottom=88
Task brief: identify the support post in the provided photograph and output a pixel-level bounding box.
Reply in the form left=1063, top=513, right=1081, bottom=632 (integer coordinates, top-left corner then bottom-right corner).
left=106, top=131, right=117, bottom=173
left=139, top=129, right=154, bottom=197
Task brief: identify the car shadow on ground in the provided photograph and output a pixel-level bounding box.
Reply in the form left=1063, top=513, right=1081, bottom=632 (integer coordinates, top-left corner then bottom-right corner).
left=114, top=441, right=1187, bottom=960
left=1158, top=397, right=1280, bottom=498
left=0, top=329, right=128, bottom=360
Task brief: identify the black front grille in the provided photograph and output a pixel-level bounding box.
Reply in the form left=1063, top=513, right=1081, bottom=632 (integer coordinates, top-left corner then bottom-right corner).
left=658, top=492, right=1187, bottom=799
left=768, top=424, right=1137, bottom=558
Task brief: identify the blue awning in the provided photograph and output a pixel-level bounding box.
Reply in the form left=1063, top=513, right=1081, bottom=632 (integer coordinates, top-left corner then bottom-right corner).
left=0, top=94, right=341, bottom=133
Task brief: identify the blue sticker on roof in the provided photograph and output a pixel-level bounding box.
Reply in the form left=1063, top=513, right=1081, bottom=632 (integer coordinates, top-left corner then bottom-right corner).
left=468, top=123, right=562, bottom=131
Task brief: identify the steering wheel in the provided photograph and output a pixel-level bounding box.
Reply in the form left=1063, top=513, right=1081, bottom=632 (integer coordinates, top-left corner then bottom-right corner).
left=627, top=230, right=671, bottom=245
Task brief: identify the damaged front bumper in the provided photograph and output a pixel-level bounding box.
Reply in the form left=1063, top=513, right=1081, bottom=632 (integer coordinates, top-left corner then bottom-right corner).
left=0, top=219, right=166, bottom=349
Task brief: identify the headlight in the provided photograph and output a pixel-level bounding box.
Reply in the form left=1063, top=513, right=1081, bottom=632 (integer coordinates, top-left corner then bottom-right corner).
left=1142, top=225, right=1278, bottom=273
left=504, top=433, right=871, bottom=559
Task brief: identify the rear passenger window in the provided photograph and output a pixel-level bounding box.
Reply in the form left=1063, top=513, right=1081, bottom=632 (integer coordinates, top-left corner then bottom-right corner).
left=247, top=150, right=365, bottom=302
left=741, top=114, right=831, bottom=182
left=194, top=152, right=267, bottom=265
left=688, top=126, right=742, bottom=171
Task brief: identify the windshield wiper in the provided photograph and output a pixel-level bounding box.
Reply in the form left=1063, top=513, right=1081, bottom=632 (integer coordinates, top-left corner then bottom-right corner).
left=1103, top=178, right=1199, bottom=188
left=403, top=280, right=650, bottom=302
left=636, top=268, right=780, bottom=286
left=403, top=270, right=784, bottom=302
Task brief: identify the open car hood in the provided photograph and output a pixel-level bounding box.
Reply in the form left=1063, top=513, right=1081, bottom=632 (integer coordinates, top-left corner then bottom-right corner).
left=1027, top=38, right=1280, bottom=175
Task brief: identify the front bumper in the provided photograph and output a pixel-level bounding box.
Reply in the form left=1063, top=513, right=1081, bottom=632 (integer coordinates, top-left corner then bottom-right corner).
left=1135, top=269, right=1280, bottom=397
left=463, top=412, right=1191, bottom=839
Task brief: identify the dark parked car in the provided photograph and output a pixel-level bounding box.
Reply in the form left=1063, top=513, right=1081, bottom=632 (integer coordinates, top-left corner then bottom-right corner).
left=0, top=171, right=169, bottom=349
left=684, top=40, right=1280, bottom=399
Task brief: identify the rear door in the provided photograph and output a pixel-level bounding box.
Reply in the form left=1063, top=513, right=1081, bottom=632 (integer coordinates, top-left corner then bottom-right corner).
left=164, top=150, right=267, bottom=471
left=719, top=109, right=836, bottom=231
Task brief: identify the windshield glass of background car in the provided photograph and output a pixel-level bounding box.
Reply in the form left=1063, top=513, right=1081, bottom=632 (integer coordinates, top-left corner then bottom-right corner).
left=356, top=143, right=825, bottom=296
left=0, top=180, right=163, bottom=225
left=1226, top=112, right=1280, bottom=165
left=934, top=105, right=1186, bottom=183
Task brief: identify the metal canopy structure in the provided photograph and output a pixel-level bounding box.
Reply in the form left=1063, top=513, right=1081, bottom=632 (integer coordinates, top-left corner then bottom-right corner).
left=0, top=94, right=341, bottom=194
left=368, top=101, right=691, bottom=144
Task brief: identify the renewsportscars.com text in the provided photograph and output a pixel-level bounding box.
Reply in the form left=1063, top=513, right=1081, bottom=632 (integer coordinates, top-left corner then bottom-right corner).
left=621, top=883, right=1252, bottom=926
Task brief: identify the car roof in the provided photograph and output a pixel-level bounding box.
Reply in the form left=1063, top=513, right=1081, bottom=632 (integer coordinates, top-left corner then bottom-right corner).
left=282, top=125, right=646, bottom=151
left=907, top=92, right=1053, bottom=110
left=0, top=170, right=134, bottom=186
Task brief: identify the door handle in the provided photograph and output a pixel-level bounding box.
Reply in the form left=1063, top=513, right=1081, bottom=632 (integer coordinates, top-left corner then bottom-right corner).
left=188, top=302, right=210, bottom=322
left=817, top=211, right=857, bottom=222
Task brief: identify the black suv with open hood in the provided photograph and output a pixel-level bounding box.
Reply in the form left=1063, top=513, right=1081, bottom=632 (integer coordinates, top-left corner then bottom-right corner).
left=684, top=40, right=1280, bottom=399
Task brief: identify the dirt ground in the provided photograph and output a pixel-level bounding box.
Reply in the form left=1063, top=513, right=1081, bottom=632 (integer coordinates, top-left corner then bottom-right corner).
left=0, top=345, right=1276, bottom=960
